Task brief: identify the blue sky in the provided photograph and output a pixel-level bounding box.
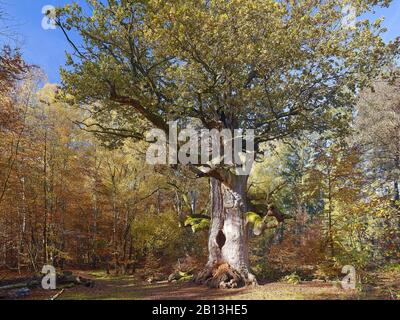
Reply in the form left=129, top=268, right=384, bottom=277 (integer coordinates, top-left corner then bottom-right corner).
left=1, top=0, right=400, bottom=84
left=1, top=0, right=84, bottom=83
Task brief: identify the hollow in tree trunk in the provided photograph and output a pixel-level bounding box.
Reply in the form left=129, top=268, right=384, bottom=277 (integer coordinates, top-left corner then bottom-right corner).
left=195, top=177, right=257, bottom=288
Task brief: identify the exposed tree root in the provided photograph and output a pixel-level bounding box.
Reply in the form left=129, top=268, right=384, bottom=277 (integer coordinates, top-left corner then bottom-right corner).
left=195, top=263, right=257, bottom=289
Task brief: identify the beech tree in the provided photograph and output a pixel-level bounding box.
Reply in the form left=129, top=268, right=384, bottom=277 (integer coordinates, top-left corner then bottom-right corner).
left=57, top=0, right=397, bottom=287
left=356, top=76, right=400, bottom=204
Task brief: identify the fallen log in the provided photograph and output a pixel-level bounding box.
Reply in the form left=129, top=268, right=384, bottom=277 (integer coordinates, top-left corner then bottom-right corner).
left=0, top=282, right=30, bottom=291
left=0, top=271, right=94, bottom=294
left=56, top=271, right=94, bottom=287
left=0, top=279, right=40, bottom=291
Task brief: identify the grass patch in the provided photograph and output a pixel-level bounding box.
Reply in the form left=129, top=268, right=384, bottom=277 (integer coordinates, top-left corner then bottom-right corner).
left=380, top=263, right=400, bottom=273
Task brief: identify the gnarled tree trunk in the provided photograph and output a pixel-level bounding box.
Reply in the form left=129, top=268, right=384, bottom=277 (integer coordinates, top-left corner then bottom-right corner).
left=195, top=176, right=257, bottom=288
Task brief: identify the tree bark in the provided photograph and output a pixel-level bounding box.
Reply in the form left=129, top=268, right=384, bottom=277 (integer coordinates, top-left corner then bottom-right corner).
left=195, top=176, right=257, bottom=288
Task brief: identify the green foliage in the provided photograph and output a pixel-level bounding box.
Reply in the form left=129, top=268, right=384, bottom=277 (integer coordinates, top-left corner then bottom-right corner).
left=59, top=0, right=395, bottom=159
left=246, top=212, right=263, bottom=224
left=281, top=272, right=301, bottom=285
left=168, top=270, right=194, bottom=282
left=184, top=216, right=210, bottom=233
left=176, top=274, right=194, bottom=283
left=380, top=263, right=400, bottom=273
left=48, top=0, right=400, bottom=280
left=246, top=211, right=268, bottom=236
left=131, top=210, right=184, bottom=257
left=252, top=263, right=284, bottom=281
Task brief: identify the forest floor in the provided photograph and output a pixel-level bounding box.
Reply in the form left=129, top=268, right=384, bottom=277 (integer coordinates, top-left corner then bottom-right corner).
left=2, top=268, right=397, bottom=300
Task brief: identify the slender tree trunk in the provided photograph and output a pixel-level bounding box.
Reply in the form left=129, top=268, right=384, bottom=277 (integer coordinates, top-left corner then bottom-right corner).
left=91, top=193, right=98, bottom=268
left=111, top=175, right=119, bottom=273
left=18, top=176, right=27, bottom=272
left=326, top=168, right=334, bottom=258
left=395, top=154, right=399, bottom=204
left=195, top=176, right=257, bottom=288
left=43, top=129, right=48, bottom=265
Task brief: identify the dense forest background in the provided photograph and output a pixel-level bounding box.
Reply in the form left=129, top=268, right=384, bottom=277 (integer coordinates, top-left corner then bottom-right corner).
left=0, top=1, right=399, bottom=293
left=1, top=64, right=399, bottom=282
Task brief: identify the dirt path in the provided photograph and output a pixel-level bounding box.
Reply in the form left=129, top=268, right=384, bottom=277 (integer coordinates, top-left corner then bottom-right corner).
left=10, top=269, right=397, bottom=300
left=22, top=271, right=360, bottom=300
left=59, top=280, right=362, bottom=300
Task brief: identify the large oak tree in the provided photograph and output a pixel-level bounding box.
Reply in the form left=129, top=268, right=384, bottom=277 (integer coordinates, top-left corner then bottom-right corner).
left=57, top=0, right=397, bottom=287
